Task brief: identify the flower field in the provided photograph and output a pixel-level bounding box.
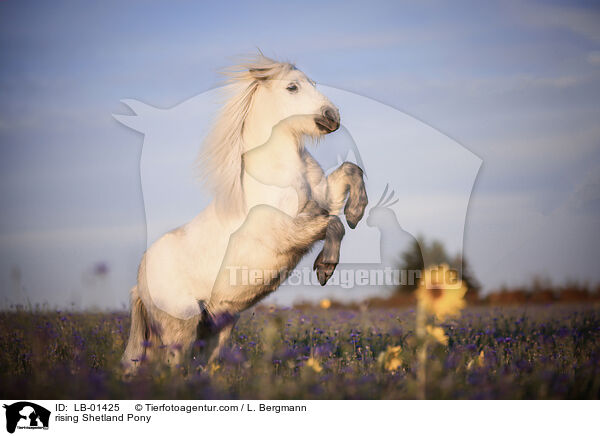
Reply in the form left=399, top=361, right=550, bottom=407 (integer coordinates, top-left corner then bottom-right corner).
left=1, top=303, right=599, bottom=400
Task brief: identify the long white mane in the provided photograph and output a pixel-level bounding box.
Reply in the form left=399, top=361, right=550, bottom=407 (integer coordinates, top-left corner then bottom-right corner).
left=198, top=55, right=296, bottom=215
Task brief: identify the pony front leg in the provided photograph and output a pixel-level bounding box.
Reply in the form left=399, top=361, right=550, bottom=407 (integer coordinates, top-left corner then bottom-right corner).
left=326, top=162, right=368, bottom=227
left=207, top=201, right=333, bottom=315
left=313, top=215, right=345, bottom=285
left=313, top=162, right=368, bottom=285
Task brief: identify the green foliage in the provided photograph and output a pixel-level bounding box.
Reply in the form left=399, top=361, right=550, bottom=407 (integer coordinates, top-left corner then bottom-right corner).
left=397, top=235, right=480, bottom=296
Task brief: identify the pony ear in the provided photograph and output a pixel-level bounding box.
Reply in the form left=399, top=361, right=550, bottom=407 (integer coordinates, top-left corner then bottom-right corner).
left=248, top=67, right=271, bottom=81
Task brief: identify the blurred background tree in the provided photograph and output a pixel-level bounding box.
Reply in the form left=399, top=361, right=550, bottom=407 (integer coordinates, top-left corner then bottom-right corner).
left=396, top=235, right=480, bottom=301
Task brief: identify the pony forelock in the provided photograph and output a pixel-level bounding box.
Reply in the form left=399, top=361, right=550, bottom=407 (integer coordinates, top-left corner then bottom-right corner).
left=198, top=55, right=296, bottom=216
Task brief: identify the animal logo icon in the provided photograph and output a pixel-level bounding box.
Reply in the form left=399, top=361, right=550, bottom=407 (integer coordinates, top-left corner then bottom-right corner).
left=367, top=184, right=423, bottom=272
left=2, top=402, right=50, bottom=433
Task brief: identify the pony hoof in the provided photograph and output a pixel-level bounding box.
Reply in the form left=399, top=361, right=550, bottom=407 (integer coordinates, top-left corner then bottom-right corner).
left=316, top=264, right=336, bottom=285
left=345, top=210, right=363, bottom=229
left=313, top=251, right=337, bottom=286
left=344, top=194, right=368, bottom=228
left=345, top=214, right=360, bottom=229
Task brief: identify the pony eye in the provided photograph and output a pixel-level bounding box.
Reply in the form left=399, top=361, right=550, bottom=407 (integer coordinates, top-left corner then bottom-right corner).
left=286, top=83, right=298, bottom=93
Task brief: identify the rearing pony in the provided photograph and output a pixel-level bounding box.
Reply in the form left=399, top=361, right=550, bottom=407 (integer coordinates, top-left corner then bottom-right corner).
left=122, top=55, right=368, bottom=371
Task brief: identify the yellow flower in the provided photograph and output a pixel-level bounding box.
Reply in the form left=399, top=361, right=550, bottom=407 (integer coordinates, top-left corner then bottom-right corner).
left=319, top=299, right=332, bottom=310
left=305, top=357, right=323, bottom=373
left=416, top=264, right=467, bottom=320
left=477, top=350, right=485, bottom=367
left=426, top=325, right=448, bottom=346
left=377, top=345, right=403, bottom=372
left=467, top=350, right=485, bottom=370
left=208, top=361, right=221, bottom=375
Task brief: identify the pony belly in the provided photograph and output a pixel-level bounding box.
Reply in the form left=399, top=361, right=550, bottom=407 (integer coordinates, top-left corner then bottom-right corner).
left=142, top=237, right=205, bottom=320
left=141, top=219, right=230, bottom=320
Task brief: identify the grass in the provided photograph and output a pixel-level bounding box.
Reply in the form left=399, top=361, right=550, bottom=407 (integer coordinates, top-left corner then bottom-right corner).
left=0, top=304, right=599, bottom=399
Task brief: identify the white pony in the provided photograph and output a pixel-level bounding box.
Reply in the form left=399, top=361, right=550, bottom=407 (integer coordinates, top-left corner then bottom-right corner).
left=122, top=55, right=367, bottom=371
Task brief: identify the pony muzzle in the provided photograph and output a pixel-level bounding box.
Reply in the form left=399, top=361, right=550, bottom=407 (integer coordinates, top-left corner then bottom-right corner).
left=315, top=106, right=340, bottom=133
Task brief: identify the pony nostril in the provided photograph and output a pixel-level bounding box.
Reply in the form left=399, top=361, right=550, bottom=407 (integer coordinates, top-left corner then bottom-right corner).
left=323, top=107, right=339, bottom=124
left=316, top=106, right=340, bottom=133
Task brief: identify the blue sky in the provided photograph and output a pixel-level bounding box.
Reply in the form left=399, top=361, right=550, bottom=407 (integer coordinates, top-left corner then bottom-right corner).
left=1, top=0, right=599, bottom=308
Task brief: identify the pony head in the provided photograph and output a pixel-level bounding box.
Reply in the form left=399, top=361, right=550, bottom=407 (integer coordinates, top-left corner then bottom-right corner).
left=232, top=55, right=340, bottom=147
left=200, top=55, right=340, bottom=215
left=248, top=57, right=340, bottom=136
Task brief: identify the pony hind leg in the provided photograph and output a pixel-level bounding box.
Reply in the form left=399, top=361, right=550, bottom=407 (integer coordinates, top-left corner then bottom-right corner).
left=208, top=314, right=239, bottom=363
left=166, top=317, right=200, bottom=370
left=194, top=303, right=239, bottom=367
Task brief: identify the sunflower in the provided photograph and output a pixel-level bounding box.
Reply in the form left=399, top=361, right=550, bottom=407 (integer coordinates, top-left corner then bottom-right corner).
left=415, top=264, right=467, bottom=320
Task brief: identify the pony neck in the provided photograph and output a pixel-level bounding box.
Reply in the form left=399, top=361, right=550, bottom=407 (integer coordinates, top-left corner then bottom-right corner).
left=242, top=115, right=303, bottom=155
left=242, top=117, right=305, bottom=194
